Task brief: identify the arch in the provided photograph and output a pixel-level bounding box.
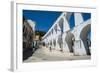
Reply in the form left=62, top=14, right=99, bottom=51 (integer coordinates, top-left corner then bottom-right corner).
left=54, top=25, right=57, bottom=34
left=48, top=42, right=50, bottom=47
left=65, top=32, right=75, bottom=53
left=57, top=35, right=63, bottom=51
left=80, top=23, right=91, bottom=55
left=58, top=18, right=64, bottom=33
left=50, top=40, right=52, bottom=46
left=65, top=12, right=72, bottom=21
left=53, top=39, right=56, bottom=47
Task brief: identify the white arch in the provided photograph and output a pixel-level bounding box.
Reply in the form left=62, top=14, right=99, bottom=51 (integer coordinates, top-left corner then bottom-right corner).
left=71, top=19, right=91, bottom=55
left=65, top=32, right=75, bottom=53
left=80, top=22, right=91, bottom=55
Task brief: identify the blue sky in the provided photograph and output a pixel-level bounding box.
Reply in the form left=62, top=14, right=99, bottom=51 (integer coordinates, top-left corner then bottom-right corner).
left=69, top=12, right=91, bottom=29
left=23, top=10, right=61, bottom=32
left=23, top=10, right=91, bottom=33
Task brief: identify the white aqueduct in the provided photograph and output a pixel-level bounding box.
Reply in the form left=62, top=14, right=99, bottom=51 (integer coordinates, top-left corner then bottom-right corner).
left=41, top=12, right=91, bottom=56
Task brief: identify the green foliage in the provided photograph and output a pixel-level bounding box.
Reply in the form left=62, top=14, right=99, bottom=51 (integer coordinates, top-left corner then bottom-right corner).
left=35, top=30, right=46, bottom=40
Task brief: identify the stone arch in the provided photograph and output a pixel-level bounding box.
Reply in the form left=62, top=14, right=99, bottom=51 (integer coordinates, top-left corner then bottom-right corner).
left=54, top=25, right=57, bottom=34
left=57, top=35, right=63, bottom=51
left=58, top=18, right=64, bottom=33
left=53, top=39, right=56, bottom=47
left=65, top=12, right=72, bottom=21
left=50, top=40, right=52, bottom=46
left=80, top=23, right=91, bottom=55
left=65, top=32, right=75, bottom=53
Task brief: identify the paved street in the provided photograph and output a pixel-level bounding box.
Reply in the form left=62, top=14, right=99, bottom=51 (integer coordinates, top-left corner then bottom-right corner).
left=23, top=46, right=91, bottom=63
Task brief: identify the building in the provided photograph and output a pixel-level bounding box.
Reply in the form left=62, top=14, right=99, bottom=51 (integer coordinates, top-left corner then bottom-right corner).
left=23, top=19, right=36, bottom=60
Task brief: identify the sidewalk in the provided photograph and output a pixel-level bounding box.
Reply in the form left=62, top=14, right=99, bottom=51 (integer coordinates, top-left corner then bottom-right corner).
left=24, top=46, right=91, bottom=63
left=41, top=46, right=74, bottom=57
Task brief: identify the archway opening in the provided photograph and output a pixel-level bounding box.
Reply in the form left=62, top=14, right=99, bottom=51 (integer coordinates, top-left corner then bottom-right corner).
left=65, top=32, right=75, bottom=53
left=57, top=35, right=63, bottom=52
left=53, top=40, right=56, bottom=47
left=80, top=24, right=91, bottom=55
left=54, top=25, right=57, bottom=34
left=50, top=41, right=52, bottom=47
left=59, top=18, right=64, bottom=34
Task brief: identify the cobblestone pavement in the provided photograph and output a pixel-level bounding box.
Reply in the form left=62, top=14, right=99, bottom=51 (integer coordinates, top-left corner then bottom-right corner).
left=23, top=46, right=91, bottom=63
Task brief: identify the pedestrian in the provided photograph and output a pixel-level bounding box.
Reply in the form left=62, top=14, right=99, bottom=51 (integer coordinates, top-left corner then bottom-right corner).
left=50, top=46, right=52, bottom=52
